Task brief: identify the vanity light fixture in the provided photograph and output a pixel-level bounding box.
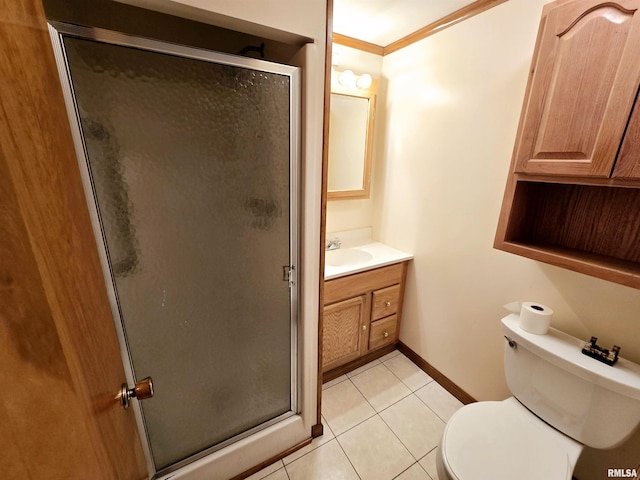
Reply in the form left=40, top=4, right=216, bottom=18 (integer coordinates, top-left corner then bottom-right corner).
left=333, top=68, right=374, bottom=92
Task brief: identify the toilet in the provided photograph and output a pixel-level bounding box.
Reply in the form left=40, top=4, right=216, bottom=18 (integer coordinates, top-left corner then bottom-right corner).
left=436, top=313, right=640, bottom=480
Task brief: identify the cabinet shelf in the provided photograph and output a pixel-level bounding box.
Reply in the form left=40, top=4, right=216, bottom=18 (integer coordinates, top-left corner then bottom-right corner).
left=497, top=180, right=640, bottom=288
left=498, top=240, right=640, bottom=289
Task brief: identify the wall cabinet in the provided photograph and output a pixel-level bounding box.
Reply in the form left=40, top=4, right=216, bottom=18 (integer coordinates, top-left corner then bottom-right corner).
left=514, top=0, right=640, bottom=178
left=495, top=0, right=640, bottom=289
left=322, top=262, right=408, bottom=375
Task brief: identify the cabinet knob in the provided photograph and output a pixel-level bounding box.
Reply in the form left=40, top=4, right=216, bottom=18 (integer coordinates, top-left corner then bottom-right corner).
left=385, top=301, right=391, bottom=307
left=362, top=325, right=367, bottom=331
left=383, top=331, right=389, bottom=338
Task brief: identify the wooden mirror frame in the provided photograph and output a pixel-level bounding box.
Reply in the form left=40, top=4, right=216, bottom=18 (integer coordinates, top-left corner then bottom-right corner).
left=327, top=76, right=377, bottom=200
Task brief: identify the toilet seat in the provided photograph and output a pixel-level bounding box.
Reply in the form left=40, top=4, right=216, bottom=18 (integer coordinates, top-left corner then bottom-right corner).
left=439, top=398, right=582, bottom=480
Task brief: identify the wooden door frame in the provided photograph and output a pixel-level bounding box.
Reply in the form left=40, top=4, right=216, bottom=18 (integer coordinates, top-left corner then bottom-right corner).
left=314, top=0, right=333, bottom=438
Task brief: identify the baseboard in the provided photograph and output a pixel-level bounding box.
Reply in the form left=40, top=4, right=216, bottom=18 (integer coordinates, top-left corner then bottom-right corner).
left=311, top=422, right=324, bottom=438
left=397, top=341, right=476, bottom=405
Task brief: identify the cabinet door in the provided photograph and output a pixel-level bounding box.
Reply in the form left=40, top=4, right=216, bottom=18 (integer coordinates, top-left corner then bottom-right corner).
left=322, top=295, right=367, bottom=372
left=514, top=0, right=640, bottom=177
left=614, top=98, right=640, bottom=178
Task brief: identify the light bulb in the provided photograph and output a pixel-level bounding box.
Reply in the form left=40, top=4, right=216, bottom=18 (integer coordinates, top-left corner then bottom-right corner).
left=356, top=73, right=372, bottom=89
left=338, top=70, right=356, bottom=89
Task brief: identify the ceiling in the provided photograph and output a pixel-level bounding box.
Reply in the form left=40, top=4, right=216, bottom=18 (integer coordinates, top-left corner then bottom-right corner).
left=333, top=0, right=477, bottom=47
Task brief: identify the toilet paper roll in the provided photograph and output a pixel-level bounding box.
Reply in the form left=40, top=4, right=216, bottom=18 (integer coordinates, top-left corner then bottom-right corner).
left=519, top=302, right=553, bottom=334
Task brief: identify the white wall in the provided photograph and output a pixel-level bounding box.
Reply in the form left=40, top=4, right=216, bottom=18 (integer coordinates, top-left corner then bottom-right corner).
left=374, top=0, right=640, bottom=408
left=376, top=1, right=640, bottom=475
left=326, top=44, right=383, bottom=235
left=377, top=0, right=640, bottom=398
left=117, top=0, right=326, bottom=43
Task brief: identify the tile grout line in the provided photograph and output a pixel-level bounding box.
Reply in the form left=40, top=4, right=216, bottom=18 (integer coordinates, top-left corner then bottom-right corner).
left=333, top=436, right=364, bottom=480
left=327, top=354, right=440, bottom=444
left=342, top=360, right=433, bottom=479
left=287, top=351, right=457, bottom=480
left=414, top=392, right=449, bottom=424
left=390, top=461, right=433, bottom=480
left=363, top=356, right=447, bottom=479
left=413, top=385, right=459, bottom=425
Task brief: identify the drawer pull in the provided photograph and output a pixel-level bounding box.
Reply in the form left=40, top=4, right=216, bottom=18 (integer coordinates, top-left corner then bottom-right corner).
left=385, top=301, right=391, bottom=307
left=362, top=325, right=367, bottom=331
left=383, top=331, right=389, bottom=338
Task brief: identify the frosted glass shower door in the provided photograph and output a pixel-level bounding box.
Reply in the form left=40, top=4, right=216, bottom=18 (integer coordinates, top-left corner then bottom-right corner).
left=50, top=23, right=299, bottom=475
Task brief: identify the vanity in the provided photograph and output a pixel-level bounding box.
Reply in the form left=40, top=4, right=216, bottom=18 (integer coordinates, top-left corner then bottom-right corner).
left=322, top=239, right=412, bottom=380
left=322, top=70, right=413, bottom=379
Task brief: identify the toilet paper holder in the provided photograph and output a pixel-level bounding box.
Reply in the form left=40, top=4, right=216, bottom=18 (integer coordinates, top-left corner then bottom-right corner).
left=581, top=336, right=620, bottom=366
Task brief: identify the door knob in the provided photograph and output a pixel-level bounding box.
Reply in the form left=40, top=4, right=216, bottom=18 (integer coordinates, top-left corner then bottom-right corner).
left=120, top=376, right=154, bottom=409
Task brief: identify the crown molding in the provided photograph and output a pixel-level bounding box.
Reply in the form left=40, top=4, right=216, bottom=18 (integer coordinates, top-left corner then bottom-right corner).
left=332, top=32, right=384, bottom=56
left=333, top=0, right=508, bottom=56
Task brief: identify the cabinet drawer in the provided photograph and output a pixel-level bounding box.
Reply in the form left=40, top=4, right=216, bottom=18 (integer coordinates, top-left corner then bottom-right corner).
left=369, top=315, right=397, bottom=350
left=372, top=284, right=400, bottom=321
left=324, top=262, right=405, bottom=304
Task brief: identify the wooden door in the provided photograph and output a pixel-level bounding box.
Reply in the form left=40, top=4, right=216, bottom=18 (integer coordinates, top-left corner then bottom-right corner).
left=0, top=2, right=147, bottom=478
left=513, top=0, right=640, bottom=177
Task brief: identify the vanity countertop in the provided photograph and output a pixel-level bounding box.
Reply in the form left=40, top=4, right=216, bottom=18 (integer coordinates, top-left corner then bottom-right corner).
left=324, top=242, right=413, bottom=280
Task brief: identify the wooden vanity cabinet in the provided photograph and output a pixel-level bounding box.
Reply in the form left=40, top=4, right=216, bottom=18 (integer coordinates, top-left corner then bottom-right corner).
left=322, top=262, right=408, bottom=375
left=495, top=0, right=640, bottom=289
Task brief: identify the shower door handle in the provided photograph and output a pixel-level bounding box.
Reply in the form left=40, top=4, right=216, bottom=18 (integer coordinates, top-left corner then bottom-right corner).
left=119, top=376, right=154, bottom=409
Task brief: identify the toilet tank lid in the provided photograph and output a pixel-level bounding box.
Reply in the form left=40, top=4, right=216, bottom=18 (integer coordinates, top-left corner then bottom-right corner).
left=501, top=314, right=640, bottom=400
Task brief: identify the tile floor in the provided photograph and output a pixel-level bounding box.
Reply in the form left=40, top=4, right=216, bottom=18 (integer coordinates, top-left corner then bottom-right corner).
left=247, top=350, right=464, bottom=480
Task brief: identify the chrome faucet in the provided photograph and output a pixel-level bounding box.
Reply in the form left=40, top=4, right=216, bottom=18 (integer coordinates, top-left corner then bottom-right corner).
left=326, top=238, right=342, bottom=251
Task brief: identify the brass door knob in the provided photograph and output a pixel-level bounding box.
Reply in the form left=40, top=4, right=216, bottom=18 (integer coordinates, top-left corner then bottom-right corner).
left=120, top=376, right=154, bottom=409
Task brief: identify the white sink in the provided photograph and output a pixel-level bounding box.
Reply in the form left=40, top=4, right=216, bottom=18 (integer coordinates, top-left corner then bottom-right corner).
left=325, top=248, right=373, bottom=267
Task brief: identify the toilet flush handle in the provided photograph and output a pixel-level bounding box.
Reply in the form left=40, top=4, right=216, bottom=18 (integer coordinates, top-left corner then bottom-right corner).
left=504, top=336, right=517, bottom=349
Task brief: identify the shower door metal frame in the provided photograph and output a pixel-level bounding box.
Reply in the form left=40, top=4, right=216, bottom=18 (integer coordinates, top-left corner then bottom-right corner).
left=47, top=21, right=301, bottom=478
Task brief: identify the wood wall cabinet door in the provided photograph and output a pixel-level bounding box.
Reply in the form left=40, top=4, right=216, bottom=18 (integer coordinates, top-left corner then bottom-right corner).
left=322, top=295, right=368, bottom=372
left=513, top=0, right=640, bottom=177
left=614, top=99, right=640, bottom=178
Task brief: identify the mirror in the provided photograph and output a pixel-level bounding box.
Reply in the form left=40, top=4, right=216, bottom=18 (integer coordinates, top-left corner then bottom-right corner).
left=327, top=74, right=377, bottom=200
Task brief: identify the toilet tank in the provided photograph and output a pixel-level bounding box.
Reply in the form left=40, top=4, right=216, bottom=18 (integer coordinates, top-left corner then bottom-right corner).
left=501, top=314, right=640, bottom=449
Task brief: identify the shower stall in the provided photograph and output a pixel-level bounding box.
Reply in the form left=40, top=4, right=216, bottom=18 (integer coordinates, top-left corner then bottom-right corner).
left=49, top=22, right=300, bottom=477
